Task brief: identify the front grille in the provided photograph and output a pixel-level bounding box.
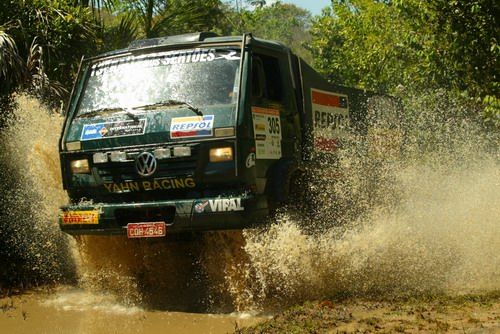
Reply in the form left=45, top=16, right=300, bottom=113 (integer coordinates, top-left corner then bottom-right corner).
left=115, top=206, right=176, bottom=225
left=95, top=146, right=198, bottom=183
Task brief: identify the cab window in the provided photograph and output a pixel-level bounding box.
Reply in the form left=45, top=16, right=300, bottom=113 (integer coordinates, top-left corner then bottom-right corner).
left=252, top=53, right=283, bottom=103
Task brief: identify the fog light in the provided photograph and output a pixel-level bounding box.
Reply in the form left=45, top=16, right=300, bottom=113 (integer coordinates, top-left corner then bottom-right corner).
left=66, top=141, right=81, bottom=151
left=209, top=147, right=233, bottom=162
left=215, top=127, right=235, bottom=137
left=154, top=148, right=170, bottom=159
left=110, top=151, right=127, bottom=162
left=173, top=146, right=191, bottom=157
left=70, top=159, right=90, bottom=174
left=93, top=152, right=108, bottom=164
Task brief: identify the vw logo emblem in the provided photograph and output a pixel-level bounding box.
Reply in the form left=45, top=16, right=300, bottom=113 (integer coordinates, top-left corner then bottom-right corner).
left=135, top=152, right=157, bottom=177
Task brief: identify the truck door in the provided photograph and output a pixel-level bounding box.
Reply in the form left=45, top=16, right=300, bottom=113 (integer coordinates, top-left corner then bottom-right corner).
left=250, top=49, right=301, bottom=203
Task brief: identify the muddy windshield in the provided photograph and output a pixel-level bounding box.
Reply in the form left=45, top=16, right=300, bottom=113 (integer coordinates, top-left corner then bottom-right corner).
left=76, top=48, right=241, bottom=117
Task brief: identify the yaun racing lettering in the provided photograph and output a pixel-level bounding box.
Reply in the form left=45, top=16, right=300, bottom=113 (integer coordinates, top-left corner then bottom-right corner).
left=103, top=177, right=195, bottom=193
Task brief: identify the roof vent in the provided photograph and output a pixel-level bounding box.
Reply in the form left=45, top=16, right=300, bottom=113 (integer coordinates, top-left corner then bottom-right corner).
left=128, top=32, right=219, bottom=49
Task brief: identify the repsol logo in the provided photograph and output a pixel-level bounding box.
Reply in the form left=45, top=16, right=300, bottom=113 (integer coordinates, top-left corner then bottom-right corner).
left=314, top=110, right=349, bottom=130
left=171, top=121, right=212, bottom=131
left=104, top=177, right=195, bottom=193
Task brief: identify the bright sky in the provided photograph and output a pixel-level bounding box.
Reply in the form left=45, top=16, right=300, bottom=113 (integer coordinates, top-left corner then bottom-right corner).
left=277, top=0, right=331, bottom=15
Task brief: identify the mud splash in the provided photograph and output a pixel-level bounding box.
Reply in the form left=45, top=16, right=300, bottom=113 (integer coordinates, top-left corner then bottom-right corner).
left=239, top=161, right=499, bottom=307
left=226, top=90, right=500, bottom=309
left=1, top=91, right=498, bottom=316
left=0, top=94, right=75, bottom=288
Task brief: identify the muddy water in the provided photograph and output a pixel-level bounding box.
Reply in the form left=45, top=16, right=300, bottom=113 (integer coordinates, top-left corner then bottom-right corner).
left=0, top=95, right=267, bottom=332
left=0, top=92, right=499, bottom=332
left=0, top=287, right=266, bottom=334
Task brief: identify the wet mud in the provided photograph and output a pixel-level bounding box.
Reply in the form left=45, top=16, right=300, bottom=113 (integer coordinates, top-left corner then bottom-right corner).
left=0, top=93, right=499, bottom=333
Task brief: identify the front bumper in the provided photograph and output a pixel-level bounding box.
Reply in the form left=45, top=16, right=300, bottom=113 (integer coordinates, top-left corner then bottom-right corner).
left=59, top=193, right=267, bottom=235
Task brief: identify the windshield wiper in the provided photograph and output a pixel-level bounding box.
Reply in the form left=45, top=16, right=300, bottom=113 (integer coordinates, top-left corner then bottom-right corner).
left=77, top=108, right=140, bottom=122
left=133, top=99, right=203, bottom=116
left=123, top=111, right=140, bottom=122
left=77, top=107, right=125, bottom=119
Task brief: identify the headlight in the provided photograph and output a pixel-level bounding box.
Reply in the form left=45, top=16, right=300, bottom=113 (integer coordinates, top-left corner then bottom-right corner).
left=70, top=159, right=90, bottom=174
left=173, top=146, right=191, bottom=157
left=209, top=147, right=233, bottom=162
left=93, top=152, right=108, bottom=164
left=110, top=151, right=127, bottom=162
left=154, top=148, right=171, bottom=159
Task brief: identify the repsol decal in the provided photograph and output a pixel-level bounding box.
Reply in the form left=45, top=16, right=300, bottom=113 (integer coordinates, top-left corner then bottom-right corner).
left=311, top=88, right=350, bottom=152
left=194, top=198, right=244, bottom=213
left=314, top=110, right=349, bottom=130
left=170, top=115, right=214, bottom=138
left=103, top=177, right=195, bottom=193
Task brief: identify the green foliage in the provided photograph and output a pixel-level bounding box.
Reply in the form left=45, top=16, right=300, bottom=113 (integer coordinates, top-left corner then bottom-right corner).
left=116, top=0, right=224, bottom=39
left=483, top=94, right=500, bottom=127
left=309, top=1, right=415, bottom=92
left=0, top=0, right=225, bottom=102
left=223, top=1, right=313, bottom=62
left=395, top=0, right=499, bottom=97
left=0, top=26, right=25, bottom=95
left=309, top=0, right=499, bottom=101
left=0, top=0, right=96, bottom=101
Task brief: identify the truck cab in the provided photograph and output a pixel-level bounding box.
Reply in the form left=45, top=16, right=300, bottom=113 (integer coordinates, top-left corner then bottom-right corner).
left=58, top=32, right=373, bottom=237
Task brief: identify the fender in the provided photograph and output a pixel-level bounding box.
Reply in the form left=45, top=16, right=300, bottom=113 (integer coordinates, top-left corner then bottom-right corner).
left=264, top=158, right=298, bottom=204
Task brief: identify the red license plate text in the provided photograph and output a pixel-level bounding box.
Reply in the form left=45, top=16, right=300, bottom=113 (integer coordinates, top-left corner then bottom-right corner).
left=127, top=222, right=166, bottom=238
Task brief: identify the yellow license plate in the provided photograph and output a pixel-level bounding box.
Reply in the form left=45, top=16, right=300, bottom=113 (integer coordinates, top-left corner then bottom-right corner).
left=61, top=210, right=99, bottom=225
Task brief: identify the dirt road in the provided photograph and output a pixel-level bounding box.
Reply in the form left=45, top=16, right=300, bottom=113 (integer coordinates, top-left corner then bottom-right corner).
left=2, top=288, right=498, bottom=334
left=236, top=294, right=500, bottom=333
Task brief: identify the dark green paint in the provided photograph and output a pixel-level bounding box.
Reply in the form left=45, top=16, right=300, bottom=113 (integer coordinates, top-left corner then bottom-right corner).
left=59, top=33, right=377, bottom=236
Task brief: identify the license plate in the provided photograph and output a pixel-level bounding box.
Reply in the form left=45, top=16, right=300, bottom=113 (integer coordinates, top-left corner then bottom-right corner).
left=127, top=222, right=166, bottom=238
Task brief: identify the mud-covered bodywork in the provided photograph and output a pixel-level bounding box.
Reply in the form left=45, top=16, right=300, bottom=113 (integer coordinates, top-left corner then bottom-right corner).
left=59, top=35, right=270, bottom=235
left=58, top=32, right=379, bottom=236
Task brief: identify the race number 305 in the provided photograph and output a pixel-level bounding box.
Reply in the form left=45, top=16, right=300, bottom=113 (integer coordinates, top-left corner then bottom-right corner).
left=251, top=107, right=282, bottom=159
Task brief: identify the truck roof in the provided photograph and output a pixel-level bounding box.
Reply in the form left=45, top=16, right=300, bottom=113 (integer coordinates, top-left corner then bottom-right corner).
left=86, top=32, right=290, bottom=62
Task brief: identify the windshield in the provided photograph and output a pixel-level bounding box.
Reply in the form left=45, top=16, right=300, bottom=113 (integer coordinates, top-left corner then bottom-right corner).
left=77, top=48, right=241, bottom=117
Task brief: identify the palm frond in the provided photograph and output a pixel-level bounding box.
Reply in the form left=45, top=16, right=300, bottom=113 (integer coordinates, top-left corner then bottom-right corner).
left=103, top=12, right=139, bottom=50
left=0, top=27, right=25, bottom=94
left=25, top=37, right=67, bottom=99
left=148, top=1, right=221, bottom=38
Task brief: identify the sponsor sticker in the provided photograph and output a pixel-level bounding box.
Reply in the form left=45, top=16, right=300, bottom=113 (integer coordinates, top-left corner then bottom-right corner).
left=194, top=201, right=210, bottom=213
left=251, top=107, right=282, bottom=159
left=194, top=198, right=244, bottom=213
left=61, top=210, right=99, bottom=225
left=311, top=88, right=349, bottom=152
left=245, top=153, right=256, bottom=168
left=170, top=115, right=214, bottom=139
left=103, top=177, right=196, bottom=193
left=81, top=119, right=147, bottom=141
left=90, top=49, right=240, bottom=76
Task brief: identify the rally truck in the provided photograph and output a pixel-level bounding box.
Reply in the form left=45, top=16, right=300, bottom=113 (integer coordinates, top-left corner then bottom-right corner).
left=58, top=32, right=391, bottom=238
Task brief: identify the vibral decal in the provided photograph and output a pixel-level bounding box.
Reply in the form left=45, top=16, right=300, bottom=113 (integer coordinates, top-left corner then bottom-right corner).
left=103, top=177, right=195, bottom=193
left=194, top=198, right=244, bottom=213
